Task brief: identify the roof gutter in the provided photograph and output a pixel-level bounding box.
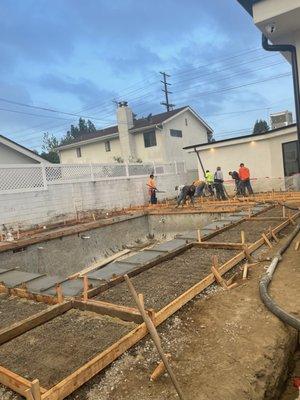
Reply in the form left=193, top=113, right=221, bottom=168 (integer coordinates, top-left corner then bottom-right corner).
left=129, top=124, right=163, bottom=134
left=262, top=34, right=300, bottom=172
left=56, top=132, right=119, bottom=151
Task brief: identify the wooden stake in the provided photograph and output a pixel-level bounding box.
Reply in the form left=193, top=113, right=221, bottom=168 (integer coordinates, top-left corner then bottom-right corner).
left=31, top=379, right=41, bottom=400
left=197, top=229, right=202, bottom=243
left=55, top=284, right=63, bottom=304
left=242, top=264, right=248, bottom=280
left=282, top=205, right=286, bottom=218
left=83, top=275, right=89, bottom=302
left=211, top=256, right=228, bottom=290
left=124, top=275, right=186, bottom=400
left=150, top=354, right=171, bottom=381
left=241, top=230, right=245, bottom=245
left=295, top=241, right=300, bottom=251
left=271, top=229, right=279, bottom=243
left=289, top=216, right=296, bottom=226
left=262, top=233, right=273, bottom=248
left=243, top=245, right=253, bottom=262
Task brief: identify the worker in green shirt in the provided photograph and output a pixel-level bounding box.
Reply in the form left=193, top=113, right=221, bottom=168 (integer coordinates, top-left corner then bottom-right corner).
left=205, top=170, right=214, bottom=196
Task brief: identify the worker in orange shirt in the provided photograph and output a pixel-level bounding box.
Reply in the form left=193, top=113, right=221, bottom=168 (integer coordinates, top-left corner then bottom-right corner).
left=147, top=174, right=157, bottom=204
left=238, top=163, right=253, bottom=196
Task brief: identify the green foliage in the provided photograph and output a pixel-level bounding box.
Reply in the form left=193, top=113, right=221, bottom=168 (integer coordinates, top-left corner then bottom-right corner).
left=252, top=119, right=270, bottom=134
left=39, top=118, right=97, bottom=163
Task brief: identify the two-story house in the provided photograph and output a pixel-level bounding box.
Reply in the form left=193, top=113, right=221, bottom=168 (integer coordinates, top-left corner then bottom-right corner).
left=57, top=103, right=213, bottom=170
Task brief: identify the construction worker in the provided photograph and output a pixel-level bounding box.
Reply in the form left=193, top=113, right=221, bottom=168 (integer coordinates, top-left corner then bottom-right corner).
left=176, top=184, right=196, bottom=207
left=147, top=174, right=157, bottom=204
left=238, top=163, right=253, bottom=196
left=229, top=170, right=241, bottom=195
left=205, top=170, right=214, bottom=196
left=214, top=167, right=226, bottom=200
left=193, top=179, right=206, bottom=197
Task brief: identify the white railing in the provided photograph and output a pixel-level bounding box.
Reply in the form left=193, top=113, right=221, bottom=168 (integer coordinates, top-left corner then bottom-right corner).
left=0, top=161, right=186, bottom=193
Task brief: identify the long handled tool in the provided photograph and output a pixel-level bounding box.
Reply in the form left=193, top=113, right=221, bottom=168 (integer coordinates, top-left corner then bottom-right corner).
left=124, top=275, right=186, bottom=400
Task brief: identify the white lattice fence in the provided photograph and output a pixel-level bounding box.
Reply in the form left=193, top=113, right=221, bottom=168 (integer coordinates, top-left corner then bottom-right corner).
left=0, top=165, right=46, bottom=193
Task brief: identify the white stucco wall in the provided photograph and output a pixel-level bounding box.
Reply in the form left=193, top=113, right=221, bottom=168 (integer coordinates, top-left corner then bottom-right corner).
left=190, top=127, right=297, bottom=187
left=0, top=143, right=40, bottom=164
left=59, top=138, right=122, bottom=164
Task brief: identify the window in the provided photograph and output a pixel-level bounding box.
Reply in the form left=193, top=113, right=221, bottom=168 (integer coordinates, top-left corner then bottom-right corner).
left=143, top=129, right=157, bottom=148
left=76, top=147, right=82, bottom=158
left=185, top=118, right=188, bottom=126
left=282, top=141, right=299, bottom=176
left=170, top=129, right=183, bottom=138
left=105, top=141, right=111, bottom=152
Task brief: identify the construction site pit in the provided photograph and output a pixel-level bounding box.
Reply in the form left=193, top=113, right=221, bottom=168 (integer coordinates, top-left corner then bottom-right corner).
left=0, top=199, right=299, bottom=400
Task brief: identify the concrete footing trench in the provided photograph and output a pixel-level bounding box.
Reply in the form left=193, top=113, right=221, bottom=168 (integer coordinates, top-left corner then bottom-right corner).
left=0, top=197, right=299, bottom=400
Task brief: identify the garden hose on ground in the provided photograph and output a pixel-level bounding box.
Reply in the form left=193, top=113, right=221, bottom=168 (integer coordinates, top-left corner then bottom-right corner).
left=259, top=224, right=300, bottom=331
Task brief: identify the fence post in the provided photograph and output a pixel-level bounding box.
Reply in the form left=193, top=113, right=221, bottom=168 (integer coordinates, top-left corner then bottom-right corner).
left=90, top=163, right=95, bottom=181
left=125, top=163, right=129, bottom=177
left=41, top=165, right=48, bottom=190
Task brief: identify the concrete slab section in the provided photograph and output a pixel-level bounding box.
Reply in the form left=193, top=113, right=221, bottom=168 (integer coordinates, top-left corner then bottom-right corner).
left=25, top=275, right=62, bottom=293
left=44, top=279, right=86, bottom=297
left=119, top=250, right=164, bottom=265
left=0, top=270, right=42, bottom=288
left=88, top=262, right=138, bottom=281
left=152, top=239, right=187, bottom=252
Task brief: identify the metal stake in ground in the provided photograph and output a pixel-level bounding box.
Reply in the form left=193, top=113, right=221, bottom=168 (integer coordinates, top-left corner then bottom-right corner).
left=124, top=274, right=186, bottom=400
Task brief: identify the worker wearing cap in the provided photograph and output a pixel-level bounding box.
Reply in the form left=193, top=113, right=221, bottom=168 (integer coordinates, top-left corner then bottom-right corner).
left=229, top=170, right=241, bottom=195
left=147, top=174, right=157, bottom=204
left=238, top=163, right=253, bottom=196
left=205, top=170, right=214, bottom=196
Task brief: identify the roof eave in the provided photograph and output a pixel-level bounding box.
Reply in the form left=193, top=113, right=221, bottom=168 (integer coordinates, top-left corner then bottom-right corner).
left=57, top=132, right=119, bottom=151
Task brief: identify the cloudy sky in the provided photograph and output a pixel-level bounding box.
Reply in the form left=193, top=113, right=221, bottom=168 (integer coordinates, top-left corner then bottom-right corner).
left=0, top=0, right=294, bottom=150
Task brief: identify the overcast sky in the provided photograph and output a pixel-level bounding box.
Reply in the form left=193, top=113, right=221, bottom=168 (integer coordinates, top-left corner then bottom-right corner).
left=0, top=0, right=295, bottom=150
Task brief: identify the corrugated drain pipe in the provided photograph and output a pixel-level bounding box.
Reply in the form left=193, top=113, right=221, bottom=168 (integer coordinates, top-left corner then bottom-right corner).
left=259, top=224, right=300, bottom=330
left=262, top=34, right=300, bottom=172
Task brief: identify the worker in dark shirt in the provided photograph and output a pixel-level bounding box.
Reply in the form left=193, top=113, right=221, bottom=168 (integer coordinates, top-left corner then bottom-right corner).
left=176, top=184, right=196, bottom=207
left=229, top=170, right=241, bottom=195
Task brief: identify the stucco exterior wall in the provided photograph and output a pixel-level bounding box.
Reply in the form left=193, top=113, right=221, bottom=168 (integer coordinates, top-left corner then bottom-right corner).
left=162, top=110, right=208, bottom=170
left=192, top=129, right=297, bottom=182
left=59, top=138, right=121, bottom=164
left=0, top=142, right=39, bottom=164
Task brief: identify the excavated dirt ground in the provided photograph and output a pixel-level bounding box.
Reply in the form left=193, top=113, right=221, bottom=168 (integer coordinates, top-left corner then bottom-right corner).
left=96, top=247, right=238, bottom=310
left=0, top=309, right=136, bottom=389
left=0, top=294, right=48, bottom=330
left=0, top=206, right=299, bottom=400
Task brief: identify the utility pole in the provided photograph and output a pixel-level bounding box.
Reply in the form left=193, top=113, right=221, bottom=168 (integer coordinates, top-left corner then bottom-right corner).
left=160, top=72, right=175, bottom=112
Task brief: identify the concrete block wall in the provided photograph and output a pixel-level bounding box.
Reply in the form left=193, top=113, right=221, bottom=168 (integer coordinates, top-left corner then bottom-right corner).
left=0, top=172, right=187, bottom=230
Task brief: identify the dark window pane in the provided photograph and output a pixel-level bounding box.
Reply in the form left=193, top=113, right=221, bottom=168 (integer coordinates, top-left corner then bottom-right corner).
left=170, top=129, right=182, bottom=137
left=76, top=147, right=81, bottom=158
left=143, top=130, right=157, bottom=147
left=282, top=141, right=299, bottom=176
left=105, top=141, right=111, bottom=152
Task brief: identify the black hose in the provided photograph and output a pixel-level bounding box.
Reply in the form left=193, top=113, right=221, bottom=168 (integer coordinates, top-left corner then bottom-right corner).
left=259, top=224, right=300, bottom=330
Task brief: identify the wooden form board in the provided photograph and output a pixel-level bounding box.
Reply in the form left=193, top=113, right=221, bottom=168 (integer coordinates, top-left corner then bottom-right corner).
left=1, top=207, right=298, bottom=399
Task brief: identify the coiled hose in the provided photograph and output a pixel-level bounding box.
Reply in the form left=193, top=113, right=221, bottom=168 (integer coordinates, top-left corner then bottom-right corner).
left=259, top=224, right=300, bottom=330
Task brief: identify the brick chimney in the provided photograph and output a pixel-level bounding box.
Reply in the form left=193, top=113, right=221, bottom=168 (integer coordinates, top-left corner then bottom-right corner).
left=117, top=101, right=136, bottom=161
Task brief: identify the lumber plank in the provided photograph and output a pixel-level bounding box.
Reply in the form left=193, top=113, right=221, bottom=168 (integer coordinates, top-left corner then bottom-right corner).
left=73, top=299, right=143, bottom=324
left=0, top=302, right=72, bottom=345
left=68, top=249, right=131, bottom=279
left=262, top=233, right=273, bottom=248
left=0, top=366, right=46, bottom=397
left=242, top=264, right=248, bottom=280
left=193, top=242, right=244, bottom=250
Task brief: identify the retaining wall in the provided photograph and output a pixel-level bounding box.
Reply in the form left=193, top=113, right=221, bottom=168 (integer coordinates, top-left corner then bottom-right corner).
left=0, top=172, right=188, bottom=230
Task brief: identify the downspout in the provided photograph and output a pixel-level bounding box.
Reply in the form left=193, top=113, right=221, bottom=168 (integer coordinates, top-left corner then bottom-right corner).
left=262, top=34, right=300, bottom=172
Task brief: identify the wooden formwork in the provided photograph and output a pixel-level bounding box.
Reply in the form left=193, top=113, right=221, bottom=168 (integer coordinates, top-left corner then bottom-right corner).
left=0, top=211, right=298, bottom=400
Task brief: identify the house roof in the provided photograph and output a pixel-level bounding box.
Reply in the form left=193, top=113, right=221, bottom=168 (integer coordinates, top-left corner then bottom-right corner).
left=0, top=134, right=50, bottom=164
left=183, top=123, right=297, bottom=150
left=236, top=0, right=262, bottom=16
left=57, top=105, right=213, bottom=150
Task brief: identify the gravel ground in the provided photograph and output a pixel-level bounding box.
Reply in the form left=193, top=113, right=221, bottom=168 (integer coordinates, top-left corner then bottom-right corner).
left=0, top=295, right=48, bottom=330
left=96, top=247, right=238, bottom=310
left=0, top=309, right=136, bottom=389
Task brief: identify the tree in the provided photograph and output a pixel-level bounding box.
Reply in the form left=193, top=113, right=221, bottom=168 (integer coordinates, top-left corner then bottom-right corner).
left=40, top=132, right=60, bottom=163
left=39, top=118, right=97, bottom=162
left=252, top=119, right=270, bottom=134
